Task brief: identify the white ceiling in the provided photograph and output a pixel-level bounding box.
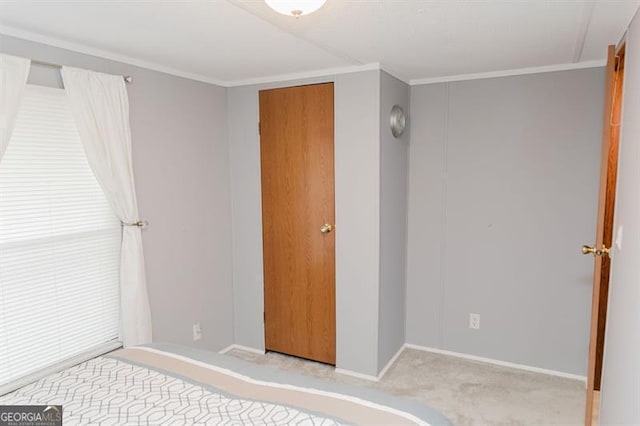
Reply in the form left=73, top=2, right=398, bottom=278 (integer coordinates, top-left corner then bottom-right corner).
left=0, top=0, right=638, bottom=86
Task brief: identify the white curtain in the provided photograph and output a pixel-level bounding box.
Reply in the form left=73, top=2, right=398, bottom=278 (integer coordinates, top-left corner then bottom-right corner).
left=62, top=66, right=152, bottom=347
left=0, top=54, right=30, bottom=161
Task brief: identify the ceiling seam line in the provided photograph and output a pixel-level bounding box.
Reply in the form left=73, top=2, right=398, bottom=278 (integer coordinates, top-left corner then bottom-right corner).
left=573, top=1, right=596, bottom=63
left=224, top=0, right=364, bottom=67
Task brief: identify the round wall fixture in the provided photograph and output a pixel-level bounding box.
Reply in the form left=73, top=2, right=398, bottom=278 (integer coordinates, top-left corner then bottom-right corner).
left=390, top=104, right=406, bottom=138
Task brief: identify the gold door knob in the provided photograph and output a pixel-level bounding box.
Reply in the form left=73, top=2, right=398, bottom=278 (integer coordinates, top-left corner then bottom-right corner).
left=582, top=245, right=610, bottom=256
left=320, top=224, right=334, bottom=234
left=582, top=245, right=595, bottom=255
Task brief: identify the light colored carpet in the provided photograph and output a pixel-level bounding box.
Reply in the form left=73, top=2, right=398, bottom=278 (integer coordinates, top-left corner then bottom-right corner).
left=227, top=347, right=585, bottom=426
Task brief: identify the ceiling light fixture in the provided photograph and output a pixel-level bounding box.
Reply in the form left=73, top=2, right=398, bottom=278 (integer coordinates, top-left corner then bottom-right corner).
left=265, top=0, right=327, bottom=17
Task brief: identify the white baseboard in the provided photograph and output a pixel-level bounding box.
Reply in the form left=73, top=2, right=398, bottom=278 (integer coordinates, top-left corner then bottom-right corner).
left=404, top=343, right=587, bottom=382
left=218, top=344, right=265, bottom=355
left=335, top=344, right=405, bottom=382
left=221, top=345, right=389, bottom=382
left=218, top=344, right=235, bottom=354
left=377, top=344, right=405, bottom=380
left=219, top=342, right=583, bottom=384
left=334, top=368, right=379, bottom=382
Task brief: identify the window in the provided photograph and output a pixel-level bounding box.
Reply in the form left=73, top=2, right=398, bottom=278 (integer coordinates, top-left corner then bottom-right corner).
left=0, top=85, right=121, bottom=392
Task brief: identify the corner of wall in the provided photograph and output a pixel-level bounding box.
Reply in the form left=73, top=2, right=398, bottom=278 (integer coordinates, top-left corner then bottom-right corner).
left=377, top=71, right=410, bottom=373
left=225, top=86, right=237, bottom=347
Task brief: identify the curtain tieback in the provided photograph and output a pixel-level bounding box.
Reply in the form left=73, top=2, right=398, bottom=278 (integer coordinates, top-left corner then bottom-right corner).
left=121, top=220, right=148, bottom=229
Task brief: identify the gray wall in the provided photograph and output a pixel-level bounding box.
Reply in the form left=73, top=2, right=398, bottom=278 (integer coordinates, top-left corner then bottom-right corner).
left=600, top=10, right=640, bottom=424
left=406, top=68, right=605, bottom=375
left=378, top=71, right=409, bottom=371
left=335, top=71, right=381, bottom=376
left=0, top=35, right=235, bottom=352
left=228, top=70, right=382, bottom=376
left=5, top=33, right=607, bottom=381
left=406, top=83, right=449, bottom=347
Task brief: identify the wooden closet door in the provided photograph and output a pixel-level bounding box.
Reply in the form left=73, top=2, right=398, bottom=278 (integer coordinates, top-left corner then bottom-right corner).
left=259, top=83, right=336, bottom=365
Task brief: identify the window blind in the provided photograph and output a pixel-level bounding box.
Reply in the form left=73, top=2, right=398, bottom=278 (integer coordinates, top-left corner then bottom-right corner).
left=0, top=85, right=122, bottom=392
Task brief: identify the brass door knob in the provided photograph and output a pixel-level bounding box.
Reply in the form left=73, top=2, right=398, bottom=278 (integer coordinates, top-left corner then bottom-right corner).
left=582, top=245, right=595, bottom=255
left=320, top=224, right=334, bottom=234
left=582, top=245, right=610, bottom=256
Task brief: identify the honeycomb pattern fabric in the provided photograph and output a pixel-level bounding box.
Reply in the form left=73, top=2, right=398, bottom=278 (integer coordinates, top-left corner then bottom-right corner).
left=0, top=356, right=341, bottom=425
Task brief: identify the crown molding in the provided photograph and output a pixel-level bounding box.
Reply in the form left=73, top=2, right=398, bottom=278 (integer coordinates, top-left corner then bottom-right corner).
left=224, top=62, right=381, bottom=87
left=0, top=25, right=228, bottom=87
left=0, top=25, right=383, bottom=88
left=410, top=60, right=606, bottom=86
left=378, top=65, right=411, bottom=86
left=1, top=25, right=607, bottom=89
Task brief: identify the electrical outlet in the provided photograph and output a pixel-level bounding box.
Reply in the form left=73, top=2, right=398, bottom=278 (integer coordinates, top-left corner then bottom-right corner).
left=193, top=321, right=202, bottom=341
left=469, top=313, right=480, bottom=330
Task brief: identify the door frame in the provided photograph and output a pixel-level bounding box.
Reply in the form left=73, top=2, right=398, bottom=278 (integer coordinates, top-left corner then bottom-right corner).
left=584, top=42, right=626, bottom=426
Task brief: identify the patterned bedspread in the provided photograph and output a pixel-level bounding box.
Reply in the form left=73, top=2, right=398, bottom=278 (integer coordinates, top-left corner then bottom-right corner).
left=2, top=357, right=339, bottom=425
left=0, top=344, right=451, bottom=425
